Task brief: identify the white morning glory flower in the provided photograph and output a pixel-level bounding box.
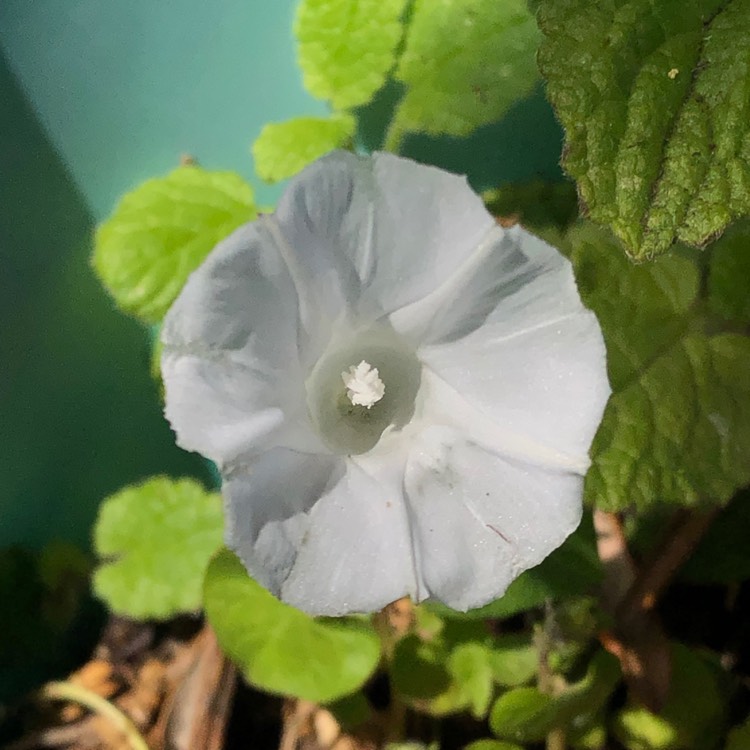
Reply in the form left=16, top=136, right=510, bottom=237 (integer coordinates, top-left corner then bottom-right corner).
left=161, top=151, right=610, bottom=616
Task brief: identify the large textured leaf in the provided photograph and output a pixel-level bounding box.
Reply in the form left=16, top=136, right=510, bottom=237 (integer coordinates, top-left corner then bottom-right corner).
left=572, top=223, right=750, bottom=509
left=93, top=477, right=223, bottom=619
left=295, top=0, right=407, bottom=109
left=93, top=166, right=256, bottom=323
left=538, top=0, right=750, bottom=259
left=252, top=114, right=356, bottom=183
left=391, top=0, right=540, bottom=140
left=204, top=549, right=380, bottom=703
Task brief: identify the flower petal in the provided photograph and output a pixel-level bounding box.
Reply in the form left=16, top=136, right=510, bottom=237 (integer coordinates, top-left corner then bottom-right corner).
left=271, top=151, right=496, bottom=324
left=280, top=450, right=423, bottom=616
left=409, top=228, right=609, bottom=464
left=223, top=449, right=340, bottom=595
left=404, top=426, right=583, bottom=611
left=161, top=224, right=322, bottom=465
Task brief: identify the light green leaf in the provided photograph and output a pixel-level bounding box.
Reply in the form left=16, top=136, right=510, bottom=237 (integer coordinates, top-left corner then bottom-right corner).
left=391, top=0, right=540, bottom=139
left=93, top=166, right=256, bottom=324
left=464, top=741, right=524, bottom=750
left=571, top=223, right=750, bottom=509
left=295, top=0, right=407, bottom=109
left=538, top=0, right=750, bottom=259
left=252, top=114, right=356, bottom=183
left=490, top=650, right=620, bottom=743
left=489, top=687, right=557, bottom=743
left=489, top=635, right=537, bottom=688
left=204, top=549, right=380, bottom=703
left=708, top=219, right=750, bottom=324
left=448, top=642, right=496, bottom=719
left=93, top=477, right=222, bottom=619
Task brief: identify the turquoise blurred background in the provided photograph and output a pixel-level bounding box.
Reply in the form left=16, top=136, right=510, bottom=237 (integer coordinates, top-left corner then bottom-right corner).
left=0, top=0, right=563, bottom=552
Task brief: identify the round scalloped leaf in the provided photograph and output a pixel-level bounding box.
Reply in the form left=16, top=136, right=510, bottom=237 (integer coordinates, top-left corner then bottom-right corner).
left=571, top=223, right=750, bottom=510
left=252, top=114, right=356, bottom=183
left=204, top=549, right=380, bottom=703
left=93, top=477, right=223, bottom=619
left=93, top=166, right=256, bottom=324
left=295, top=0, right=407, bottom=109
left=538, top=0, right=750, bottom=259
left=392, top=0, right=540, bottom=138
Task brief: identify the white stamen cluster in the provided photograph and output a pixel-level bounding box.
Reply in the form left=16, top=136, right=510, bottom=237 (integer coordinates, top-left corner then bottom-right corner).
left=341, top=360, right=385, bottom=408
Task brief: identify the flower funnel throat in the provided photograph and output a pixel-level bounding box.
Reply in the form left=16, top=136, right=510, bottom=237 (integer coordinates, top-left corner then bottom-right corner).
left=161, top=151, right=611, bottom=616
left=306, top=326, right=421, bottom=455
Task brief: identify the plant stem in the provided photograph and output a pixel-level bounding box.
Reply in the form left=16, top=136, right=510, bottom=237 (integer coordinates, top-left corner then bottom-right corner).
left=39, top=681, right=150, bottom=750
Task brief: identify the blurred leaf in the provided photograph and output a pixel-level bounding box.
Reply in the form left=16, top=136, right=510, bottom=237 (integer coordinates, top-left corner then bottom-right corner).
left=489, top=687, right=557, bottom=743
left=38, top=540, right=91, bottom=629
left=538, top=0, right=750, bottom=259
left=252, top=114, right=356, bottom=183
left=483, top=181, right=579, bottom=233
left=391, top=0, right=540, bottom=139
left=204, top=549, right=380, bottom=702
left=93, top=477, right=223, bottom=619
left=491, top=650, right=620, bottom=743
left=392, top=633, right=452, bottom=700
left=726, top=718, right=750, bottom=750
left=488, top=635, right=537, bottom=687
left=464, top=741, right=524, bottom=750
left=295, top=0, right=407, bottom=109
left=569, top=717, right=608, bottom=750
left=325, top=691, right=371, bottom=731
left=448, top=642, right=495, bottom=719
left=613, top=643, right=725, bottom=750
left=429, top=511, right=601, bottom=619
left=708, top=219, right=750, bottom=324
left=93, top=166, right=256, bottom=324
left=571, top=223, right=750, bottom=510
left=680, top=489, right=750, bottom=583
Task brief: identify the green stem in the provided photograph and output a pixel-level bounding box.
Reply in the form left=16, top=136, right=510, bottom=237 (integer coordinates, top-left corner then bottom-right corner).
left=40, top=681, right=150, bottom=750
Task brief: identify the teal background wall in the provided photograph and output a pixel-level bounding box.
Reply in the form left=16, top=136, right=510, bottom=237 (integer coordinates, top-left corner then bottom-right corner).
left=0, top=1, right=564, bottom=552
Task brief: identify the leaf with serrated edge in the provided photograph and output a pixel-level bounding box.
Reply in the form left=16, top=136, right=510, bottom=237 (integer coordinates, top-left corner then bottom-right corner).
left=295, top=0, right=407, bottom=109
left=392, top=0, right=540, bottom=138
left=572, top=223, right=750, bottom=509
left=252, top=114, right=356, bottom=183
left=538, top=0, right=750, bottom=259
left=93, top=166, right=256, bottom=324
left=93, top=477, right=223, bottom=619
left=204, top=549, right=380, bottom=703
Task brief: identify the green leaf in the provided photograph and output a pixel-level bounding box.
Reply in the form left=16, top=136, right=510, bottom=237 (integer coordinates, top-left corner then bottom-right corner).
left=708, top=219, right=750, bottom=324
left=252, top=114, right=356, bottom=183
left=482, top=181, right=579, bottom=234
left=93, top=477, right=223, bottom=619
left=488, top=635, right=537, bottom=687
left=204, top=549, right=380, bottom=702
left=295, top=0, right=407, bottom=109
left=491, top=650, right=620, bottom=744
left=571, top=223, right=750, bottom=509
left=93, top=166, right=256, bottom=324
left=727, top=718, right=750, bottom=750
left=613, top=644, right=725, bottom=750
left=538, top=0, right=750, bottom=259
left=391, top=0, right=540, bottom=139
left=428, top=511, right=601, bottom=619
left=489, top=687, right=558, bottom=743
left=448, top=642, right=496, bottom=719
left=392, top=633, right=452, bottom=701
left=464, top=741, right=524, bottom=750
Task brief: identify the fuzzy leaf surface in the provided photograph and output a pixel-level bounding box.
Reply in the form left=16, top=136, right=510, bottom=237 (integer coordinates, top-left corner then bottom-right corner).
left=393, top=0, right=540, bottom=137
left=572, top=224, right=750, bottom=509
left=295, top=0, right=407, bottom=108
left=538, top=0, right=750, bottom=259
left=93, top=477, right=223, bottom=619
left=252, top=114, right=355, bottom=183
left=93, top=166, right=256, bottom=323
